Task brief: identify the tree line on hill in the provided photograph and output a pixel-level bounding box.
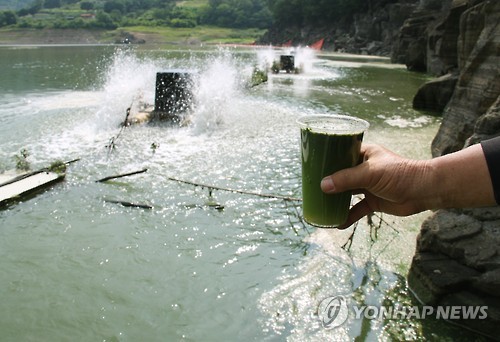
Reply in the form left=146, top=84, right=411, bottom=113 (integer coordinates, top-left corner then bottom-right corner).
left=0, top=0, right=368, bottom=31
left=268, top=0, right=367, bottom=26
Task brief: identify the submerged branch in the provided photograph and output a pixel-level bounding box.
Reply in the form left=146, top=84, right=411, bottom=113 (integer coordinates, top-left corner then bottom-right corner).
left=167, top=176, right=302, bottom=202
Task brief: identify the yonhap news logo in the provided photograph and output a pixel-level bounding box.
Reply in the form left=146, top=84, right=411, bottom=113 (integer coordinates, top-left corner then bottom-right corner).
left=318, top=295, right=488, bottom=329
left=318, top=295, right=349, bottom=329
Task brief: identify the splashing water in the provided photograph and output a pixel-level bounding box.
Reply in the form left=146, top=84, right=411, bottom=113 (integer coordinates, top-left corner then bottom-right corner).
left=292, top=47, right=317, bottom=74
left=94, top=49, right=163, bottom=128
left=91, top=48, right=286, bottom=136
left=190, top=51, right=244, bottom=134
left=88, top=47, right=337, bottom=138
left=256, top=46, right=319, bottom=74
left=0, top=45, right=346, bottom=173
left=256, top=47, right=276, bottom=71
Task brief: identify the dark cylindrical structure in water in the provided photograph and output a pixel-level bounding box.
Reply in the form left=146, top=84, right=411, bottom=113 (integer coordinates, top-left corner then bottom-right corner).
left=153, top=71, right=193, bottom=121
left=280, top=55, right=295, bottom=73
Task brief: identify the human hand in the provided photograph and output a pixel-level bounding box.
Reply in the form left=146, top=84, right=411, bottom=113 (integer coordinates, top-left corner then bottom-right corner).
left=320, top=144, right=432, bottom=229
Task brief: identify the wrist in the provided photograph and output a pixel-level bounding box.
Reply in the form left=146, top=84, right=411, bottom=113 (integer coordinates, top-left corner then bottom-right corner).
left=425, top=144, right=496, bottom=210
left=421, top=157, right=447, bottom=211
left=399, top=158, right=443, bottom=212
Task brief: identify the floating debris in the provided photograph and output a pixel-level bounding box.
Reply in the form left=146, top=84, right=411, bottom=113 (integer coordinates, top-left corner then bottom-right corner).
left=0, top=170, right=65, bottom=207
left=104, top=198, right=153, bottom=209
left=168, top=176, right=302, bottom=202
left=96, top=168, right=148, bottom=183
left=0, top=158, right=79, bottom=207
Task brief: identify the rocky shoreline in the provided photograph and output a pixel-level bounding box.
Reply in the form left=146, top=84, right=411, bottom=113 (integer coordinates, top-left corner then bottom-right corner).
left=259, top=1, right=417, bottom=57
left=396, top=0, right=500, bottom=338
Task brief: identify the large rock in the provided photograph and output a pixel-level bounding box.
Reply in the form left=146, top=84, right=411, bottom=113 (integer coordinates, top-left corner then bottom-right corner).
left=412, top=72, right=458, bottom=112
left=416, top=210, right=500, bottom=270
left=391, top=11, right=436, bottom=70
left=426, top=0, right=466, bottom=75
left=391, top=0, right=453, bottom=71
left=431, top=0, right=500, bottom=156
left=392, top=0, right=495, bottom=75
left=407, top=1, right=500, bottom=337
left=409, top=208, right=500, bottom=338
left=467, top=95, right=500, bottom=145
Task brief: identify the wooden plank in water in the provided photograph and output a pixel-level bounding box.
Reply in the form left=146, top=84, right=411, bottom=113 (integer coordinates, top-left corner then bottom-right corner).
left=0, top=171, right=65, bottom=206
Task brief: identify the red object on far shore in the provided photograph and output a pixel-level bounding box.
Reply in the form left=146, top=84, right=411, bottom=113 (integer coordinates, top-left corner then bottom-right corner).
left=310, top=38, right=324, bottom=50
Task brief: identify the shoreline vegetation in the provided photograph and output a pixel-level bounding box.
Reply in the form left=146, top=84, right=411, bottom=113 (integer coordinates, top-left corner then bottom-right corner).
left=0, top=26, right=267, bottom=46
left=0, top=1, right=392, bottom=55
left=0, top=0, right=370, bottom=48
left=0, top=0, right=274, bottom=46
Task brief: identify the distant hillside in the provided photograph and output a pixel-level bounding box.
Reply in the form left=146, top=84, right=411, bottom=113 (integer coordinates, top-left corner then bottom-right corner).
left=0, top=0, right=271, bottom=32
left=0, top=0, right=34, bottom=10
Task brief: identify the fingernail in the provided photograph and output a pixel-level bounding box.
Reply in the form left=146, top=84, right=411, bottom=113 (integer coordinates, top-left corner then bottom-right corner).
left=321, top=177, right=335, bottom=193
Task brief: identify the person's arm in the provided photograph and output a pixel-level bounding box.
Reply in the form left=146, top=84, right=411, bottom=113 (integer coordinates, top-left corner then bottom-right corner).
left=428, top=143, right=496, bottom=209
left=321, top=141, right=497, bottom=229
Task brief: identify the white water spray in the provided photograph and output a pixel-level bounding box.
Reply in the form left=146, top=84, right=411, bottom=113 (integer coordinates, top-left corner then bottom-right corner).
left=95, top=49, right=161, bottom=128
left=190, top=51, right=246, bottom=134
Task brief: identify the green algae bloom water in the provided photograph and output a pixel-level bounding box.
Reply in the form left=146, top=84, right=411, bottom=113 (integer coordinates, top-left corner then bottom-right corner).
left=298, top=115, right=369, bottom=228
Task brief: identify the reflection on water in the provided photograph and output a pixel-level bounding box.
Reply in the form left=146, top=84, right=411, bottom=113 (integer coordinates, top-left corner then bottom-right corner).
left=0, top=45, right=480, bottom=340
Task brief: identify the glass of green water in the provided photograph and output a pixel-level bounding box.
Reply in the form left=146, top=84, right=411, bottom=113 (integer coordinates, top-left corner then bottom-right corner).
left=298, top=114, right=369, bottom=228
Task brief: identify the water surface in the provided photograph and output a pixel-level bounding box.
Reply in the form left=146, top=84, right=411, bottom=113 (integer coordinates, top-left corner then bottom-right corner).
left=0, top=45, right=479, bottom=341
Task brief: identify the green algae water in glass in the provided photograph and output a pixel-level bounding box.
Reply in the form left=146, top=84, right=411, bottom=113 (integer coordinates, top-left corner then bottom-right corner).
left=298, top=114, right=369, bottom=228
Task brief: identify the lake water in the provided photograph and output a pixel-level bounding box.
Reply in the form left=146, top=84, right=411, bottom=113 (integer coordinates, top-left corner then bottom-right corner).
left=0, top=45, right=481, bottom=341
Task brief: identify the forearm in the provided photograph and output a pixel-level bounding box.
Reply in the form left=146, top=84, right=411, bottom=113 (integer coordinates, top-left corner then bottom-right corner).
left=425, top=143, right=496, bottom=210
left=322, top=142, right=497, bottom=224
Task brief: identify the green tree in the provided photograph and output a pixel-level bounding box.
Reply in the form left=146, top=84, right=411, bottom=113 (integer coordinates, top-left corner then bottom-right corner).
left=103, top=0, right=125, bottom=14
left=109, top=9, right=122, bottom=22
left=267, top=0, right=303, bottom=26
left=24, top=0, right=43, bottom=15
left=44, top=0, right=61, bottom=9
left=213, top=3, right=231, bottom=26
left=0, top=10, right=17, bottom=27
left=95, top=10, right=117, bottom=28
left=151, top=7, right=170, bottom=21
left=267, top=0, right=367, bottom=27
left=80, top=1, right=94, bottom=10
left=201, top=0, right=271, bottom=28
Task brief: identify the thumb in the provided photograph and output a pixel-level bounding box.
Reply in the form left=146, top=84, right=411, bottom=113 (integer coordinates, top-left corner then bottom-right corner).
left=321, top=163, right=369, bottom=194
